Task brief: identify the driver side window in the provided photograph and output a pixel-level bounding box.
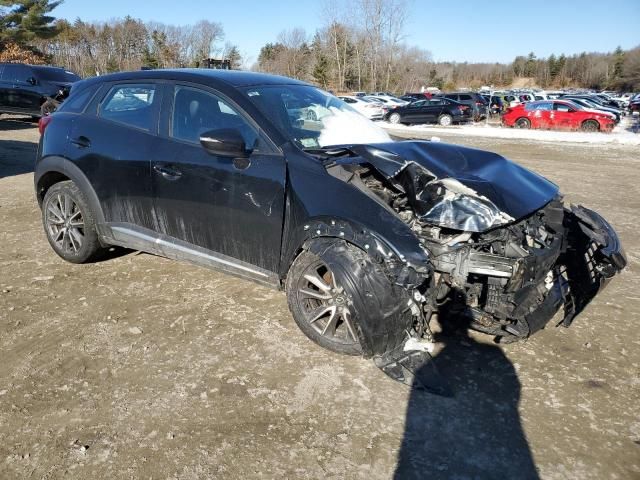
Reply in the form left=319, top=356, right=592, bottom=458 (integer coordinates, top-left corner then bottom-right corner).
left=171, top=86, right=258, bottom=148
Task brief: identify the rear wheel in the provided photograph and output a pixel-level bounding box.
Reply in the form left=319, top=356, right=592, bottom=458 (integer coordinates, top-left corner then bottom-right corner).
left=581, top=119, right=600, bottom=132
left=438, top=114, right=452, bottom=126
left=42, top=181, right=104, bottom=263
left=515, top=117, right=531, bottom=129
left=306, top=109, right=317, bottom=121
left=388, top=112, right=401, bottom=124
left=40, top=99, right=59, bottom=116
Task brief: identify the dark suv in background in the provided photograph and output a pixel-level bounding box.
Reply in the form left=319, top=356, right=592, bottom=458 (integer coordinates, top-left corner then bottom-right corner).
left=436, top=92, right=488, bottom=120
left=0, top=63, right=80, bottom=117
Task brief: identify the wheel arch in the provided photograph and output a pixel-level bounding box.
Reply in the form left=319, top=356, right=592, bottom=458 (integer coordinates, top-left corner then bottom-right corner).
left=581, top=118, right=601, bottom=130
left=280, top=215, right=430, bottom=292
left=35, top=156, right=106, bottom=226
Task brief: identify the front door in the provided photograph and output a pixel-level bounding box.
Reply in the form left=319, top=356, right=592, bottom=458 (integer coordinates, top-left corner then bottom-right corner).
left=151, top=83, right=286, bottom=273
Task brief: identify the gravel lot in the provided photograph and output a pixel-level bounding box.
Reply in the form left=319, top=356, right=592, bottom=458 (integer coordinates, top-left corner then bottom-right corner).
left=1, top=115, right=638, bottom=479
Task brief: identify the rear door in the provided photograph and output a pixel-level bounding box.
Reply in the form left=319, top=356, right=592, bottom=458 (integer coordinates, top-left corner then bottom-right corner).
left=4, top=64, right=39, bottom=113
left=150, top=83, right=287, bottom=273
left=531, top=101, right=553, bottom=128
left=402, top=100, right=427, bottom=123
left=67, top=82, right=161, bottom=230
left=0, top=64, right=22, bottom=111
left=424, top=98, right=446, bottom=122
left=551, top=102, right=577, bottom=130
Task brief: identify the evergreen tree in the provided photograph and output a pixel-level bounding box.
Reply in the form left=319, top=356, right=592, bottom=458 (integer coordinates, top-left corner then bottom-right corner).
left=0, top=0, right=61, bottom=44
left=226, top=45, right=242, bottom=69
left=312, top=53, right=330, bottom=88
left=613, top=46, right=624, bottom=79
left=524, top=52, right=536, bottom=77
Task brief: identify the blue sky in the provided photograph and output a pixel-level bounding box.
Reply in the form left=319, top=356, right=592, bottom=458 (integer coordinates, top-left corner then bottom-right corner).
left=51, top=0, right=640, bottom=65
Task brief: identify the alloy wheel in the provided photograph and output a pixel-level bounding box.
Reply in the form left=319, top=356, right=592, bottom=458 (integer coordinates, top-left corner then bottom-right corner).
left=45, top=193, right=85, bottom=253
left=296, top=261, right=359, bottom=346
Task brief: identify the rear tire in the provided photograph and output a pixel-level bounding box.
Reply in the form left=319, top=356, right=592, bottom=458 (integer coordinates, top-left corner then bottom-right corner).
left=581, top=119, right=600, bottom=132
left=515, top=117, right=531, bottom=129
left=42, top=181, right=104, bottom=264
left=40, top=99, right=59, bottom=116
left=388, top=112, right=401, bottom=124
left=438, top=114, right=452, bottom=126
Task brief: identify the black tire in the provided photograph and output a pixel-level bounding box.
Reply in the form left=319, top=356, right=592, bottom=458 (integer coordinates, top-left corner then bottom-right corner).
left=286, top=239, right=413, bottom=357
left=515, top=117, right=531, bottom=129
left=388, top=112, right=401, bottom=124
left=40, top=99, right=59, bottom=116
left=581, top=119, right=600, bottom=132
left=438, top=114, right=453, bottom=126
left=42, top=181, right=104, bottom=263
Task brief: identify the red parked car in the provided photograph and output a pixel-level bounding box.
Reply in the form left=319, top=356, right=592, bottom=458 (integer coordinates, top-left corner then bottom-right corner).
left=502, top=100, right=615, bottom=132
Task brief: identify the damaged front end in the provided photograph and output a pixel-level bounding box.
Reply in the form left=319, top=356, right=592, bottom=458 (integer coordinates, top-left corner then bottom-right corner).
left=313, top=140, right=626, bottom=387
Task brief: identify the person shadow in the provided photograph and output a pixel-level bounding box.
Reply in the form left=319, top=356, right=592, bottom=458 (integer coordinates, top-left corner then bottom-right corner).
left=393, top=313, right=540, bottom=480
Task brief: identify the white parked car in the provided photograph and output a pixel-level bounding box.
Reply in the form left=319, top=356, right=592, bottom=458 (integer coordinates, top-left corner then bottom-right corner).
left=364, top=95, right=409, bottom=108
left=338, top=95, right=386, bottom=120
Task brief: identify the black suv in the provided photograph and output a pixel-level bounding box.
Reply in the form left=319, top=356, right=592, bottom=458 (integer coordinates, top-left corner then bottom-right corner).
left=34, top=69, right=625, bottom=385
left=437, top=92, right=488, bottom=120
left=0, top=63, right=80, bottom=117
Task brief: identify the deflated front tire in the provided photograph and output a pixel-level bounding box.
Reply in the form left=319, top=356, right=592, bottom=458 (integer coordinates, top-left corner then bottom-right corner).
left=285, top=238, right=414, bottom=357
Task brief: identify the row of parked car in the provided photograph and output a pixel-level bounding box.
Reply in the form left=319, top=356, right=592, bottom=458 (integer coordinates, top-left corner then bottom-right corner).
left=339, top=91, right=489, bottom=126
left=339, top=87, right=639, bottom=133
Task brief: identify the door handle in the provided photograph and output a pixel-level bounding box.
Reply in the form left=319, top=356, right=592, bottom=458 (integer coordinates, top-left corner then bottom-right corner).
left=70, top=136, right=91, bottom=148
left=153, top=163, right=182, bottom=180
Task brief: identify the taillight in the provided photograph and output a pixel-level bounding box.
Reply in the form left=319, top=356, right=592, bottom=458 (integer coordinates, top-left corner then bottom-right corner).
left=38, top=116, right=53, bottom=135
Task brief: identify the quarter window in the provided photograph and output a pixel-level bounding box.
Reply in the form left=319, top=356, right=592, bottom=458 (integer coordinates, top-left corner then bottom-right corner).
left=100, top=84, right=157, bottom=131
left=171, top=86, right=258, bottom=147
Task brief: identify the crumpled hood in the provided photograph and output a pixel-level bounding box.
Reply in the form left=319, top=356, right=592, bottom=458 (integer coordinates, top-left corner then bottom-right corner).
left=341, top=140, right=559, bottom=225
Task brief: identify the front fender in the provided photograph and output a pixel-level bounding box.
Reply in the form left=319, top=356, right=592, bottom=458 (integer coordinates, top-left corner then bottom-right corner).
left=279, top=149, right=431, bottom=285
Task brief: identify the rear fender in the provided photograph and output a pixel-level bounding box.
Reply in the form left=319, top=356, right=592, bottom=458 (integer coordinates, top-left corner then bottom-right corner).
left=35, top=155, right=106, bottom=228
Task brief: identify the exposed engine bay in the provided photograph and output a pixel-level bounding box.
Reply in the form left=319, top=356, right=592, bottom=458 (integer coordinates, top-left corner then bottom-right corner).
left=309, top=140, right=626, bottom=387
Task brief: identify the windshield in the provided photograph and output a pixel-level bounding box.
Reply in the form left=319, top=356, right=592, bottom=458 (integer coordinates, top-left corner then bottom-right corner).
left=243, top=85, right=390, bottom=149
left=33, top=67, right=80, bottom=83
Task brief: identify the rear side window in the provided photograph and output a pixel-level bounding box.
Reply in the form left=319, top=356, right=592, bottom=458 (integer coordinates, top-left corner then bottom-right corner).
left=459, top=94, right=472, bottom=101
left=99, top=84, right=157, bottom=131
left=57, top=85, right=97, bottom=114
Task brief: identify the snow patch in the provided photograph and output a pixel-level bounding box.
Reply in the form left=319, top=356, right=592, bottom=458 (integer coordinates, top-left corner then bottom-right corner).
left=319, top=107, right=391, bottom=147
left=380, top=120, right=640, bottom=145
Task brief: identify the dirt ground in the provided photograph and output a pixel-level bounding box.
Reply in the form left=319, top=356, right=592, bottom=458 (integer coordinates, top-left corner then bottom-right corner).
left=0, top=115, right=638, bottom=480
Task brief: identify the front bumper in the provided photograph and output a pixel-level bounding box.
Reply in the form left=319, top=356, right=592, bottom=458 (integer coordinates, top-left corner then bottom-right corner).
left=506, top=205, right=626, bottom=336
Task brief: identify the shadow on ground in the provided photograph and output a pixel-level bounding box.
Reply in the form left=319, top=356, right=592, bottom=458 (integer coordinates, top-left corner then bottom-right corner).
left=394, top=315, right=539, bottom=480
left=0, top=118, right=38, bottom=179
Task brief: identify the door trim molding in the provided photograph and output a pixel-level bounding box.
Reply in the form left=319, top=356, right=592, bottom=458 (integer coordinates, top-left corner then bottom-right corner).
left=102, top=223, right=281, bottom=289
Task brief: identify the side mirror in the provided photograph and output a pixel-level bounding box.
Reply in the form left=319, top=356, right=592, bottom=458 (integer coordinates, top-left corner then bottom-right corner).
left=27, top=77, right=37, bottom=86
left=199, top=128, right=250, bottom=158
